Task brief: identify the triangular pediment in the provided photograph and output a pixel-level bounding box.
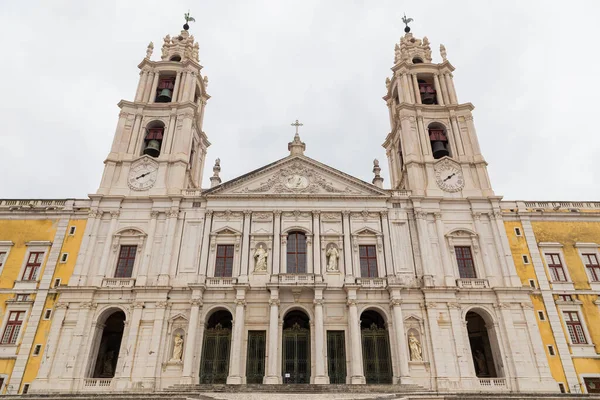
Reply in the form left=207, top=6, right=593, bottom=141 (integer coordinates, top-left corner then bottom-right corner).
left=204, top=156, right=388, bottom=197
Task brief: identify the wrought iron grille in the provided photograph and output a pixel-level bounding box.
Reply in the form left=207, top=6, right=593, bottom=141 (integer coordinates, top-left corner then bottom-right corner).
left=199, top=324, right=231, bottom=384
left=327, top=330, right=347, bottom=384
left=282, top=323, right=310, bottom=383
left=246, top=330, right=266, bottom=384
left=361, top=324, right=392, bottom=384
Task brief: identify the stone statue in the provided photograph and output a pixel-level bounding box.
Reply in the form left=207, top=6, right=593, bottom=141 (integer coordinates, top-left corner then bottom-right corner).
left=146, top=42, right=154, bottom=59
left=408, top=332, right=423, bottom=361
left=102, top=350, right=115, bottom=376
left=385, top=77, right=391, bottom=90
left=170, top=333, right=184, bottom=362
left=440, top=44, right=447, bottom=62
left=254, top=244, right=268, bottom=271
left=473, top=349, right=488, bottom=376
left=192, top=42, right=200, bottom=61
left=203, top=75, right=209, bottom=87
left=326, top=245, right=340, bottom=272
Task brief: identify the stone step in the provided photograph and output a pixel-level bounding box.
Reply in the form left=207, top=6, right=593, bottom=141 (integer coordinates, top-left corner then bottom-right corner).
left=166, top=383, right=429, bottom=393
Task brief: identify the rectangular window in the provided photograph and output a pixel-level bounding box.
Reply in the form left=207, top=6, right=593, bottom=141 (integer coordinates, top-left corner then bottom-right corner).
left=563, top=311, right=587, bottom=344
left=522, top=255, right=529, bottom=264
left=537, top=311, right=546, bottom=321
left=54, top=278, right=62, bottom=287
left=114, top=245, right=137, bottom=278
left=15, top=294, right=29, bottom=302
left=359, top=245, right=378, bottom=278
left=514, top=227, right=522, bottom=236
left=558, top=294, right=572, bottom=302
left=584, top=377, right=600, bottom=394
left=22, top=252, right=44, bottom=281
left=286, top=232, right=307, bottom=274
left=21, top=383, right=29, bottom=394
left=583, top=253, right=600, bottom=282
left=455, top=246, right=476, bottom=278
left=60, top=253, right=68, bottom=263
left=214, top=245, right=234, bottom=277
left=528, top=279, right=536, bottom=288
left=1, top=311, right=25, bottom=344
left=33, top=344, right=42, bottom=356
left=558, top=383, right=566, bottom=393
left=69, top=226, right=76, bottom=235
left=43, top=309, right=52, bottom=320
left=545, top=253, right=567, bottom=282
left=547, top=345, right=555, bottom=356
left=0, top=251, right=6, bottom=268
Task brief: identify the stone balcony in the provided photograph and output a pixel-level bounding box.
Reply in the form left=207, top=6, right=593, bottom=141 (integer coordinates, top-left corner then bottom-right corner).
left=456, top=278, right=490, bottom=289
left=102, top=278, right=135, bottom=288
left=278, top=274, right=315, bottom=286
left=356, top=277, right=387, bottom=289
left=82, top=378, right=112, bottom=390
left=478, top=377, right=507, bottom=390
left=206, top=277, right=237, bottom=287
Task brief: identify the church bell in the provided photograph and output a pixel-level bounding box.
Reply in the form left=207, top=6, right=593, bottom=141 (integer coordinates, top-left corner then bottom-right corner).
left=143, top=140, right=161, bottom=158
left=431, top=141, right=449, bottom=159
left=156, top=88, right=172, bottom=103
left=421, top=92, right=436, bottom=105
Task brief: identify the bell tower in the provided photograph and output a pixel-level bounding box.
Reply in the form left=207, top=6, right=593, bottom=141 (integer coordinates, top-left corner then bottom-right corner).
left=97, top=18, right=210, bottom=196
left=382, top=20, right=493, bottom=198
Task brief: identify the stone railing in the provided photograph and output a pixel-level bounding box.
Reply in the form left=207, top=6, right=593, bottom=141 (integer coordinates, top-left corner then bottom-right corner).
left=391, top=190, right=411, bottom=197
left=0, top=199, right=68, bottom=210
left=83, top=378, right=112, bottom=389
left=278, top=274, right=315, bottom=285
left=356, top=277, right=387, bottom=289
left=456, top=278, right=489, bottom=289
left=478, top=377, right=507, bottom=389
left=102, top=278, right=135, bottom=288
left=206, top=277, right=237, bottom=287
left=182, top=189, right=203, bottom=197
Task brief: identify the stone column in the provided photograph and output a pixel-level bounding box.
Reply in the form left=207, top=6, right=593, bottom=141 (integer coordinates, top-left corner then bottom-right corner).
left=521, top=302, right=552, bottom=381
left=444, top=73, right=457, bottom=104
left=415, top=210, right=434, bottom=286
left=136, top=211, right=158, bottom=286
left=280, top=234, right=288, bottom=275
left=412, top=74, right=422, bottom=104
left=434, top=213, right=454, bottom=285
left=73, top=209, right=102, bottom=285
left=464, top=115, right=482, bottom=156
left=313, top=290, right=328, bottom=384
left=424, top=302, right=446, bottom=380
left=148, top=71, right=160, bottom=104
left=172, top=71, right=182, bottom=102
left=96, top=211, right=120, bottom=284
left=472, top=212, right=494, bottom=282
left=135, top=70, right=149, bottom=102
left=198, top=211, right=213, bottom=276
left=158, top=209, right=179, bottom=285
left=145, top=301, right=168, bottom=383
left=184, top=72, right=195, bottom=102
left=490, top=211, right=521, bottom=286
left=346, top=296, right=365, bottom=384
left=390, top=298, right=410, bottom=383
left=306, top=235, right=313, bottom=274
left=265, top=290, right=280, bottom=384
left=312, top=211, right=322, bottom=277
left=239, top=211, right=252, bottom=279
left=182, top=298, right=203, bottom=382
left=416, top=115, right=430, bottom=156
left=381, top=211, right=395, bottom=276
left=447, top=303, right=471, bottom=379
left=342, top=211, right=353, bottom=280
left=449, top=115, right=465, bottom=156
left=34, top=303, right=68, bottom=382
left=119, top=302, right=144, bottom=383
left=438, top=74, right=450, bottom=106
left=272, top=211, right=281, bottom=277
left=433, top=74, right=444, bottom=105
left=227, top=292, right=247, bottom=384
left=495, top=303, right=518, bottom=387
left=401, top=73, right=413, bottom=103
left=65, top=302, right=96, bottom=380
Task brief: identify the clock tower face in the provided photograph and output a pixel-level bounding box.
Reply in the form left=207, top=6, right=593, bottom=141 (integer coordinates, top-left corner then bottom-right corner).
left=128, top=158, right=159, bottom=191
left=434, top=159, right=465, bottom=192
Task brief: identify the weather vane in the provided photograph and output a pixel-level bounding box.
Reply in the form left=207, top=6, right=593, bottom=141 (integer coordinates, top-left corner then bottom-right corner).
left=183, top=11, right=196, bottom=31
left=402, top=13, right=414, bottom=33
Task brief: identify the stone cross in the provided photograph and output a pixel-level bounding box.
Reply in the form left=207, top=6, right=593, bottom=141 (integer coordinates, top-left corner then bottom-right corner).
left=291, top=119, right=303, bottom=135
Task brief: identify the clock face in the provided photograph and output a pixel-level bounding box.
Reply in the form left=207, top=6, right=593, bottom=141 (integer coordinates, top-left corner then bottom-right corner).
left=434, top=161, right=465, bottom=192
left=284, top=174, right=309, bottom=189
left=128, top=161, right=158, bottom=191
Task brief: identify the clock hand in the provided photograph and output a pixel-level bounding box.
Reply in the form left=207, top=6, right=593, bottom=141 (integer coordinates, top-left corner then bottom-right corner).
left=136, top=172, right=151, bottom=180
left=443, top=172, right=456, bottom=182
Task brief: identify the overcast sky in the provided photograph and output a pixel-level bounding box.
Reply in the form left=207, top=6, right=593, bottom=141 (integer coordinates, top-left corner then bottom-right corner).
left=1, top=1, right=599, bottom=201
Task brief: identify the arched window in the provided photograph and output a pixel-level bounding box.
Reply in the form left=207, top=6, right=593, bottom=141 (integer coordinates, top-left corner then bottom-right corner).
left=412, top=57, right=423, bottom=64
left=417, top=76, right=437, bottom=104
left=169, top=55, right=181, bottom=62
left=428, top=122, right=450, bottom=159
left=143, top=120, right=165, bottom=158
left=287, top=231, right=307, bottom=273
left=155, top=74, right=175, bottom=103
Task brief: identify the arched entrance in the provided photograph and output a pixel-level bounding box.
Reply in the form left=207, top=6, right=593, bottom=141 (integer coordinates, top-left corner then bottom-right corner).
left=91, top=310, right=126, bottom=378
left=282, top=310, right=310, bottom=383
left=466, top=310, right=500, bottom=378
left=360, top=310, right=392, bottom=384
left=199, top=310, right=232, bottom=384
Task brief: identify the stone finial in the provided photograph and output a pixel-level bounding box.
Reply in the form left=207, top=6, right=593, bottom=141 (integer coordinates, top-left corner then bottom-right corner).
left=288, top=120, right=306, bottom=156
left=372, top=159, right=384, bottom=188
left=440, top=44, right=447, bottom=62
left=203, top=75, right=209, bottom=87
left=210, top=158, right=221, bottom=188
left=146, top=42, right=154, bottom=59
left=395, top=32, right=433, bottom=64
left=161, top=29, right=200, bottom=62
left=385, top=77, right=391, bottom=90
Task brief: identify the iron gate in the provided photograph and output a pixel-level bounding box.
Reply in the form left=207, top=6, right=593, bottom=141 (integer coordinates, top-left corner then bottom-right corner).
left=246, top=330, right=266, bottom=384
left=326, top=330, right=347, bottom=384
left=199, top=323, right=231, bottom=384
left=282, top=323, right=310, bottom=383
left=361, top=323, right=392, bottom=384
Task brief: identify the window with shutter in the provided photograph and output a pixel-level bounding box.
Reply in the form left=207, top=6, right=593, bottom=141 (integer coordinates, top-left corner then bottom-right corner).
left=1, top=311, right=25, bottom=344
left=22, top=252, right=44, bottom=281
left=359, top=245, right=378, bottom=278
left=545, top=253, right=567, bottom=282
left=455, top=246, right=476, bottom=278
left=214, top=245, right=234, bottom=277
left=115, top=245, right=137, bottom=278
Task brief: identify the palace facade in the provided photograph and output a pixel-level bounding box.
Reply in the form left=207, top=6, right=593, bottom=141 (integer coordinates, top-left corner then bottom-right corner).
left=0, top=22, right=598, bottom=395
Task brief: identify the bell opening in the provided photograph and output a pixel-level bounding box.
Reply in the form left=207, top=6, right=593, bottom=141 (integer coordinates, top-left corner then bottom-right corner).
left=170, top=55, right=181, bottom=62
left=418, top=76, right=437, bottom=105
left=412, top=57, right=423, bottom=64
left=428, top=124, right=450, bottom=160
left=155, top=77, right=176, bottom=103
left=142, top=123, right=165, bottom=158
left=143, top=139, right=161, bottom=158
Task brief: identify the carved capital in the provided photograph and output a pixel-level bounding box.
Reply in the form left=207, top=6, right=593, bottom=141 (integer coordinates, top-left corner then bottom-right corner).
left=269, top=299, right=280, bottom=307
left=426, top=302, right=437, bottom=309
left=414, top=210, right=428, bottom=220
left=447, top=302, right=461, bottom=309
left=55, top=302, right=69, bottom=309
left=155, top=301, right=169, bottom=309
left=235, top=299, right=247, bottom=307
left=133, top=301, right=145, bottom=309
left=88, top=209, right=99, bottom=218
left=150, top=210, right=160, bottom=218
left=205, top=210, right=213, bottom=217
left=520, top=302, right=534, bottom=310
left=465, top=115, right=474, bottom=121
left=243, top=210, right=252, bottom=217
left=380, top=210, right=389, bottom=218
left=168, top=209, right=180, bottom=218
left=312, top=210, right=321, bottom=216
left=79, top=302, right=97, bottom=310
left=110, top=211, right=120, bottom=219
left=342, top=210, right=351, bottom=217
left=389, top=299, right=402, bottom=307
left=273, top=210, right=282, bottom=217
left=496, top=303, right=511, bottom=309
left=434, top=212, right=443, bottom=220
left=346, top=299, right=358, bottom=307
left=472, top=212, right=482, bottom=220
left=190, top=299, right=203, bottom=307
left=313, top=299, right=325, bottom=306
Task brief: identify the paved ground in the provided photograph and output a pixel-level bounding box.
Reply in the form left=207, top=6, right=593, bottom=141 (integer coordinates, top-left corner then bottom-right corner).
left=200, top=394, right=397, bottom=400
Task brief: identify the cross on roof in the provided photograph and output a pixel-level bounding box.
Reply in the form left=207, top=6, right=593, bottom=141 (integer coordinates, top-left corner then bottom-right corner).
left=291, top=119, right=303, bottom=135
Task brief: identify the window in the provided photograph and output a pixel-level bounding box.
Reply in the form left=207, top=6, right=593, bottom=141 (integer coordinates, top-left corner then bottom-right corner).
left=545, top=253, right=567, bottom=282
left=429, top=125, right=449, bottom=159
left=547, top=345, right=555, bottom=356
left=43, top=309, right=52, bottom=320
left=563, top=311, right=587, bottom=344
left=155, top=77, right=175, bottom=103
left=583, top=253, right=600, bottom=282
left=54, top=278, right=62, bottom=287
left=214, top=245, right=234, bottom=277
left=286, top=232, right=307, bottom=273
left=584, top=377, right=600, bottom=394
left=558, top=383, right=566, bottom=393
left=22, top=252, right=44, bottom=281
left=21, top=383, right=29, bottom=394
left=0, top=252, right=6, bottom=268
left=537, top=311, right=546, bottom=321
left=522, top=255, right=529, bottom=264
left=359, top=245, right=378, bottom=278
left=455, top=246, right=476, bottom=278
left=143, top=127, right=164, bottom=157
left=514, top=227, right=522, bottom=236
left=68, top=226, right=76, bottom=235
left=1, top=311, right=25, bottom=344
left=114, top=245, right=137, bottom=278
left=0, top=377, right=3, bottom=391
left=60, top=253, right=68, bottom=263
left=33, top=344, right=42, bottom=356
left=558, top=294, right=573, bottom=302
left=528, top=279, right=536, bottom=288
left=15, top=294, right=29, bottom=302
